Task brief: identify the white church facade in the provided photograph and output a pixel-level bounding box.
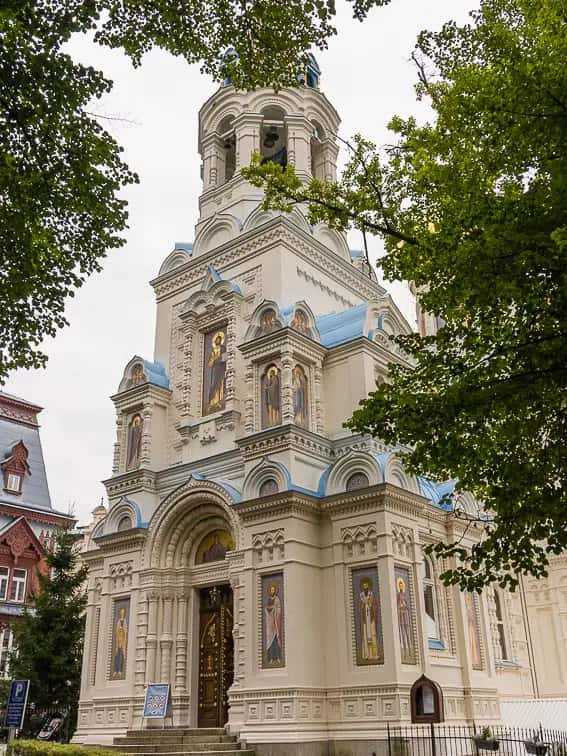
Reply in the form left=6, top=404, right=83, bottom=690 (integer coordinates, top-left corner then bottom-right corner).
left=76, top=63, right=543, bottom=750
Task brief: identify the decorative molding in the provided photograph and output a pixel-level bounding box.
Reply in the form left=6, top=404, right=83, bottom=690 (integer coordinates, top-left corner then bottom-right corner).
left=252, top=529, right=285, bottom=564
left=150, top=218, right=385, bottom=304
left=296, top=266, right=354, bottom=308
left=341, top=523, right=378, bottom=560
left=109, top=560, right=134, bottom=590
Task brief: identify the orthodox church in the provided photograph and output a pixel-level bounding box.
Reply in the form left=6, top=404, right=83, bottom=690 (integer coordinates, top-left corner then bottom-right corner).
left=76, top=60, right=548, bottom=750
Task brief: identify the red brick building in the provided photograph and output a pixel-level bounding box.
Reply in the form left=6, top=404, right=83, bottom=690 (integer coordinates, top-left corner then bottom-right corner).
left=0, top=392, right=74, bottom=676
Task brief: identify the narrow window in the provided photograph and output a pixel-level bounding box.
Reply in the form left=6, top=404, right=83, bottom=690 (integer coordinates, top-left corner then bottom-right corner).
left=0, top=628, right=14, bottom=678
left=0, top=568, right=8, bottom=600
left=423, top=557, right=439, bottom=640
left=494, top=590, right=509, bottom=660
left=10, top=569, right=27, bottom=602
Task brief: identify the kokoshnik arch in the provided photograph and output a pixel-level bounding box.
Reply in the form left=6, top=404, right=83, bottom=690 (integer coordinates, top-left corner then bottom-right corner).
left=75, top=57, right=551, bottom=752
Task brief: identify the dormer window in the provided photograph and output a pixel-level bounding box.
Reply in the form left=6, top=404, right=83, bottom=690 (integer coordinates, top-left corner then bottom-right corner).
left=2, top=440, right=30, bottom=495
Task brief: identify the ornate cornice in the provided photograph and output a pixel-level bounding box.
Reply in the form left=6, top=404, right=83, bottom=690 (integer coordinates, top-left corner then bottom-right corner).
left=238, top=327, right=327, bottom=362
left=0, top=393, right=42, bottom=428
left=150, top=217, right=385, bottom=304
left=103, top=469, right=157, bottom=498
left=111, top=383, right=172, bottom=411
left=236, top=424, right=333, bottom=462
left=234, top=490, right=321, bottom=522
left=93, top=528, right=148, bottom=553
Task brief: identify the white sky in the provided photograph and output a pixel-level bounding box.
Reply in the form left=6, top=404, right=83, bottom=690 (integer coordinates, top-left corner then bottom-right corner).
left=5, top=0, right=476, bottom=525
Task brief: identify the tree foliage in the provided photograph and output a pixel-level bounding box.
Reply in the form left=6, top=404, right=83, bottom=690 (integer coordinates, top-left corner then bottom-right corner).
left=0, top=0, right=387, bottom=385
left=10, top=531, right=87, bottom=722
left=243, top=0, right=567, bottom=590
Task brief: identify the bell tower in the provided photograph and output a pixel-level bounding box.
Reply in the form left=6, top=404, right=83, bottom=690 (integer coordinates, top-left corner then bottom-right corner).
left=194, top=57, right=340, bottom=249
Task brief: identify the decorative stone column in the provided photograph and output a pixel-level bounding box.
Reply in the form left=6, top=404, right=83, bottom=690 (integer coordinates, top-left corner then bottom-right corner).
left=139, top=400, right=153, bottom=469
left=160, top=594, right=174, bottom=681
left=145, top=593, right=159, bottom=683
left=233, top=113, right=263, bottom=171
left=112, top=415, right=124, bottom=474
left=320, top=138, right=339, bottom=182
left=244, top=361, right=255, bottom=434
left=281, top=352, right=294, bottom=425
left=135, top=593, right=149, bottom=694
left=201, top=133, right=224, bottom=191
left=285, top=115, right=313, bottom=180
left=313, top=363, right=325, bottom=434
left=174, top=592, right=190, bottom=693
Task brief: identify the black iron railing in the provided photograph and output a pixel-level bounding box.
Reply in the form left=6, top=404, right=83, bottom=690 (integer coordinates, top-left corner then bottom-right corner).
left=384, top=724, right=567, bottom=756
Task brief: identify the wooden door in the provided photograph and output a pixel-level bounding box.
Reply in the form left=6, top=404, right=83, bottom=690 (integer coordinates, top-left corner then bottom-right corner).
left=198, top=584, right=234, bottom=727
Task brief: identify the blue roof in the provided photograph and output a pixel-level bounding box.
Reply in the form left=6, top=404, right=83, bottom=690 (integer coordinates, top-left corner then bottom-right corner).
left=206, top=265, right=242, bottom=295
left=0, top=404, right=53, bottom=512
left=350, top=249, right=365, bottom=259
left=316, top=303, right=368, bottom=348
left=174, top=242, right=193, bottom=253
left=191, top=472, right=242, bottom=502
left=208, top=264, right=223, bottom=283
left=143, top=360, right=170, bottom=390
left=418, top=477, right=456, bottom=510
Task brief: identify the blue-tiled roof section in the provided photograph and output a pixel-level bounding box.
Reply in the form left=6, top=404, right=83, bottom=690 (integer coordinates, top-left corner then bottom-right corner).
left=0, top=421, right=52, bottom=511
left=174, top=242, right=193, bottom=253
left=208, top=264, right=223, bottom=283
left=143, top=360, right=169, bottom=390
left=316, top=304, right=368, bottom=348
left=207, top=265, right=242, bottom=295
left=191, top=472, right=242, bottom=503
left=418, top=477, right=456, bottom=510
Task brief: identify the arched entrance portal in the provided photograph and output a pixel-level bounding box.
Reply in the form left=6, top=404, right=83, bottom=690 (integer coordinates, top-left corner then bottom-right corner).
left=144, top=479, right=241, bottom=729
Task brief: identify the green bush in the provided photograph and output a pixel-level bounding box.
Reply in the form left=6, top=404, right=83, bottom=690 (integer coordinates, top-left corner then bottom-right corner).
left=8, top=740, right=117, bottom=756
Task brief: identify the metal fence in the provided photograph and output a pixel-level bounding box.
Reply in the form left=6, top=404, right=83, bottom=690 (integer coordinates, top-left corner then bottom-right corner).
left=384, top=724, right=567, bottom=756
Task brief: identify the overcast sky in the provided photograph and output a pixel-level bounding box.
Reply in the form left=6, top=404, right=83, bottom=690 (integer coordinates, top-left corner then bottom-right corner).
left=5, top=0, right=477, bottom=525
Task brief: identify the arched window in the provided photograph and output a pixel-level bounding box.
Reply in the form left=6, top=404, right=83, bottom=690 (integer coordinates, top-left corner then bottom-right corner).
left=260, top=107, right=287, bottom=168
left=494, top=590, right=509, bottom=661
left=346, top=472, right=369, bottom=492
left=423, top=557, right=440, bottom=641
left=218, top=116, right=236, bottom=183
left=259, top=478, right=279, bottom=497
left=310, top=121, right=325, bottom=180
left=117, top=515, right=132, bottom=532
left=410, top=675, right=444, bottom=723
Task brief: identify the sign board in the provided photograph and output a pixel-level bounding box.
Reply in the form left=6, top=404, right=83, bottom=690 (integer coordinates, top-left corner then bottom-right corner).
left=5, top=680, right=30, bottom=729
left=143, top=684, right=170, bottom=719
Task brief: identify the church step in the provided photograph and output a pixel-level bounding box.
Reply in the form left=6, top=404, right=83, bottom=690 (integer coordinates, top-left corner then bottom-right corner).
left=112, top=751, right=253, bottom=756
left=114, top=736, right=235, bottom=746
left=125, top=729, right=227, bottom=738
left=111, top=744, right=240, bottom=753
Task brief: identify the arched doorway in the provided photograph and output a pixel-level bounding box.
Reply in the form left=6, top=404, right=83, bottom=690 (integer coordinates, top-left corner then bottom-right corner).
left=198, top=584, right=233, bottom=727
left=195, top=529, right=235, bottom=727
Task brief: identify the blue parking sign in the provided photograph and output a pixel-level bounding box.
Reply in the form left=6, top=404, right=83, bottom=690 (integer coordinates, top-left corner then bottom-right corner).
left=5, top=680, right=30, bottom=729
left=143, top=684, right=170, bottom=719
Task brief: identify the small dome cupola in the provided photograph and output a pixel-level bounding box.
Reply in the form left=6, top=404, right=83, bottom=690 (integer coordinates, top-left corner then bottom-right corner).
left=221, top=47, right=239, bottom=87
